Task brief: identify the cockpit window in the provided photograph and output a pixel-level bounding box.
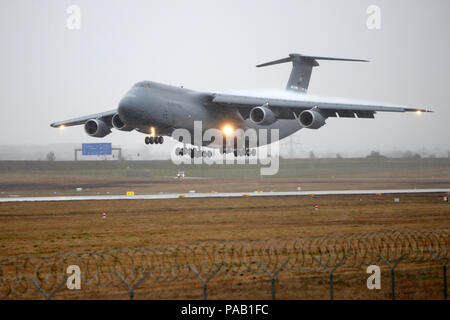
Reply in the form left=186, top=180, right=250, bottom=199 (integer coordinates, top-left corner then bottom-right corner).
left=133, top=81, right=151, bottom=88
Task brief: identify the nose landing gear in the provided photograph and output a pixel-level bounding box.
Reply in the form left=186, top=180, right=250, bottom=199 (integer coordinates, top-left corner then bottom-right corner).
left=145, top=136, right=164, bottom=145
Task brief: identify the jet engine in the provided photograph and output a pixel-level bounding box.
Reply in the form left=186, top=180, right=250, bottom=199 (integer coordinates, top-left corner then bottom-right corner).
left=111, top=113, right=134, bottom=131
left=84, top=119, right=111, bottom=137
left=249, top=104, right=277, bottom=125
left=298, top=109, right=326, bottom=129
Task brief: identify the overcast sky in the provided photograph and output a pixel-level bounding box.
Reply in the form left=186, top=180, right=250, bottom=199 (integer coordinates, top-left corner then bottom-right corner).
left=0, top=0, right=449, bottom=157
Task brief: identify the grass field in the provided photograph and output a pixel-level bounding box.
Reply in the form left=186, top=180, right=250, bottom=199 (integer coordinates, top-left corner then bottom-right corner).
left=0, top=193, right=449, bottom=299
left=0, top=159, right=449, bottom=299
left=1, top=193, right=449, bottom=256
left=0, top=158, right=449, bottom=196
left=1, top=158, right=449, bottom=177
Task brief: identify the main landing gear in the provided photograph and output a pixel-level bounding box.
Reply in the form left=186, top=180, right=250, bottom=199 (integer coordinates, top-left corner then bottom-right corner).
left=175, top=147, right=213, bottom=159
left=175, top=147, right=256, bottom=159
left=145, top=136, right=164, bottom=145
left=231, top=148, right=257, bottom=157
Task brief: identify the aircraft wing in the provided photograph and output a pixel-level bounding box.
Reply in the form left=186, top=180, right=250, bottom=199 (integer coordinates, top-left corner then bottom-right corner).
left=50, top=110, right=116, bottom=128
left=210, top=93, right=431, bottom=120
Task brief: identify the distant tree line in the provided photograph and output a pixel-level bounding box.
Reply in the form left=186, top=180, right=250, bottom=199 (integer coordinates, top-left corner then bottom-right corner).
left=366, top=150, right=423, bottom=159
left=45, top=151, right=55, bottom=161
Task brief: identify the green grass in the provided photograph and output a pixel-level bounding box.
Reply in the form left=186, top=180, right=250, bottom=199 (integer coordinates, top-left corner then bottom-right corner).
left=0, top=158, right=448, bottom=179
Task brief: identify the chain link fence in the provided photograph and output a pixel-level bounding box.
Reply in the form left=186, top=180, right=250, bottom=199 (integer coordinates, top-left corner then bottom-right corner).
left=0, top=229, right=448, bottom=300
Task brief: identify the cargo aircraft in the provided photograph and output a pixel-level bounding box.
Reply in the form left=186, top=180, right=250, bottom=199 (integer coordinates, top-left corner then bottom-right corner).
left=51, top=53, right=430, bottom=157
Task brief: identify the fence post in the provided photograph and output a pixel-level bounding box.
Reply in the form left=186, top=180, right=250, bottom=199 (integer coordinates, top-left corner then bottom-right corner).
left=431, top=252, right=448, bottom=300
left=189, top=264, right=223, bottom=300
left=253, top=259, right=290, bottom=300
left=113, top=271, right=151, bottom=300
left=29, top=277, right=67, bottom=300
left=377, top=253, right=407, bottom=300
left=312, top=256, right=346, bottom=300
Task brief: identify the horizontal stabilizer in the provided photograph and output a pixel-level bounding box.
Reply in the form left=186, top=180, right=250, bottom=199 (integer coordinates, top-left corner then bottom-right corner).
left=256, top=53, right=368, bottom=93
left=256, top=54, right=368, bottom=68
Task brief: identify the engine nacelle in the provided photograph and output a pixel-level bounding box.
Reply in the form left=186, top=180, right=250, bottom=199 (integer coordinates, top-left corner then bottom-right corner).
left=84, top=119, right=111, bottom=137
left=298, top=109, right=326, bottom=129
left=111, top=113, right=134, bottom=131
left=249, top=105, right=277, bottom=125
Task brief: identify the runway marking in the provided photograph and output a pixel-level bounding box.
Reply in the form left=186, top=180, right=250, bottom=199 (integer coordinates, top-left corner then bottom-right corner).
left=0, top=189, right=448, bottom=203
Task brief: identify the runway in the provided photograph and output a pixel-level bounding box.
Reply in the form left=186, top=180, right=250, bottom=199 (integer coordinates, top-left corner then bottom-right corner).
left=0, top=188, right=448, bottom=202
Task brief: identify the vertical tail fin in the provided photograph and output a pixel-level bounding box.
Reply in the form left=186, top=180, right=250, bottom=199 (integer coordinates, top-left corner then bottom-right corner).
left=256, top=53, right=368, bottom=93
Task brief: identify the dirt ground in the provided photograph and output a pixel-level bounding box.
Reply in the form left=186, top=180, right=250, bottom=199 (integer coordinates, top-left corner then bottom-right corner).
left=1, top=193, right=449, bottom=256
left=1, top=193, right=449, bottom=299
left=0, top=193, right=449, bottom=299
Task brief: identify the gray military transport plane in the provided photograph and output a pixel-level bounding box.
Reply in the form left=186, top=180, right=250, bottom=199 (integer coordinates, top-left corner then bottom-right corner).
left=51, top=53, right=430, bottom=157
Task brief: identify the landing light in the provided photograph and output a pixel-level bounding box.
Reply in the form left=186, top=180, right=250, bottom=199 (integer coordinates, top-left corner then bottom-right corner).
left=222, top=125, right=234, bottom=136
left=150, top=126, right=156, bottom=136
left=416, top=110, right=422, bottom=115
left=59, top=125, right=65, bottom=130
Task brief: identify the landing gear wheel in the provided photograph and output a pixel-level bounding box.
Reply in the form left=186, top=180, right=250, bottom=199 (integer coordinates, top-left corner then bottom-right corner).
left=145, top=135, right=165, bottom=145
left=176, top=147, right=185, bottom=156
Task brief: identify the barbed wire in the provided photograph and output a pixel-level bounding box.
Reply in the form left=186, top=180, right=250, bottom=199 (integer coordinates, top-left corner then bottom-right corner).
left=0, top=229, right=448, bottom=299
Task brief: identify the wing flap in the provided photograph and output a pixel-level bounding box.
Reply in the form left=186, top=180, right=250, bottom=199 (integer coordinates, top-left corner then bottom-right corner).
left=336, top=110, right=356, bottom=118
left=321, top=110, right=338, bottom=117
left=355, top=111, right=375, bottom=118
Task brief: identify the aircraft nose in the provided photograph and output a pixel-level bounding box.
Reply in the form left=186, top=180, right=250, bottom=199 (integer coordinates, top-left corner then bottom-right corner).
left=118, top=95, right=139, bottom=122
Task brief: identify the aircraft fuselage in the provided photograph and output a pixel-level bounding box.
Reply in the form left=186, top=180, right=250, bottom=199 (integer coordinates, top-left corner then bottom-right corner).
left=118, top=81, right=301, bottom=147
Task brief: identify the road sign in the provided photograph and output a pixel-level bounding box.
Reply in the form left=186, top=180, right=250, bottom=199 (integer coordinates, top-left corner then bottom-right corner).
left=82, top=143, right=112, bottom=156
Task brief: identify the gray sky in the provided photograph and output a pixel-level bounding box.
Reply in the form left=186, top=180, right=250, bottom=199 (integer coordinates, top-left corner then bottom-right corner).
left=1, top=0, right=449, bottom=157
